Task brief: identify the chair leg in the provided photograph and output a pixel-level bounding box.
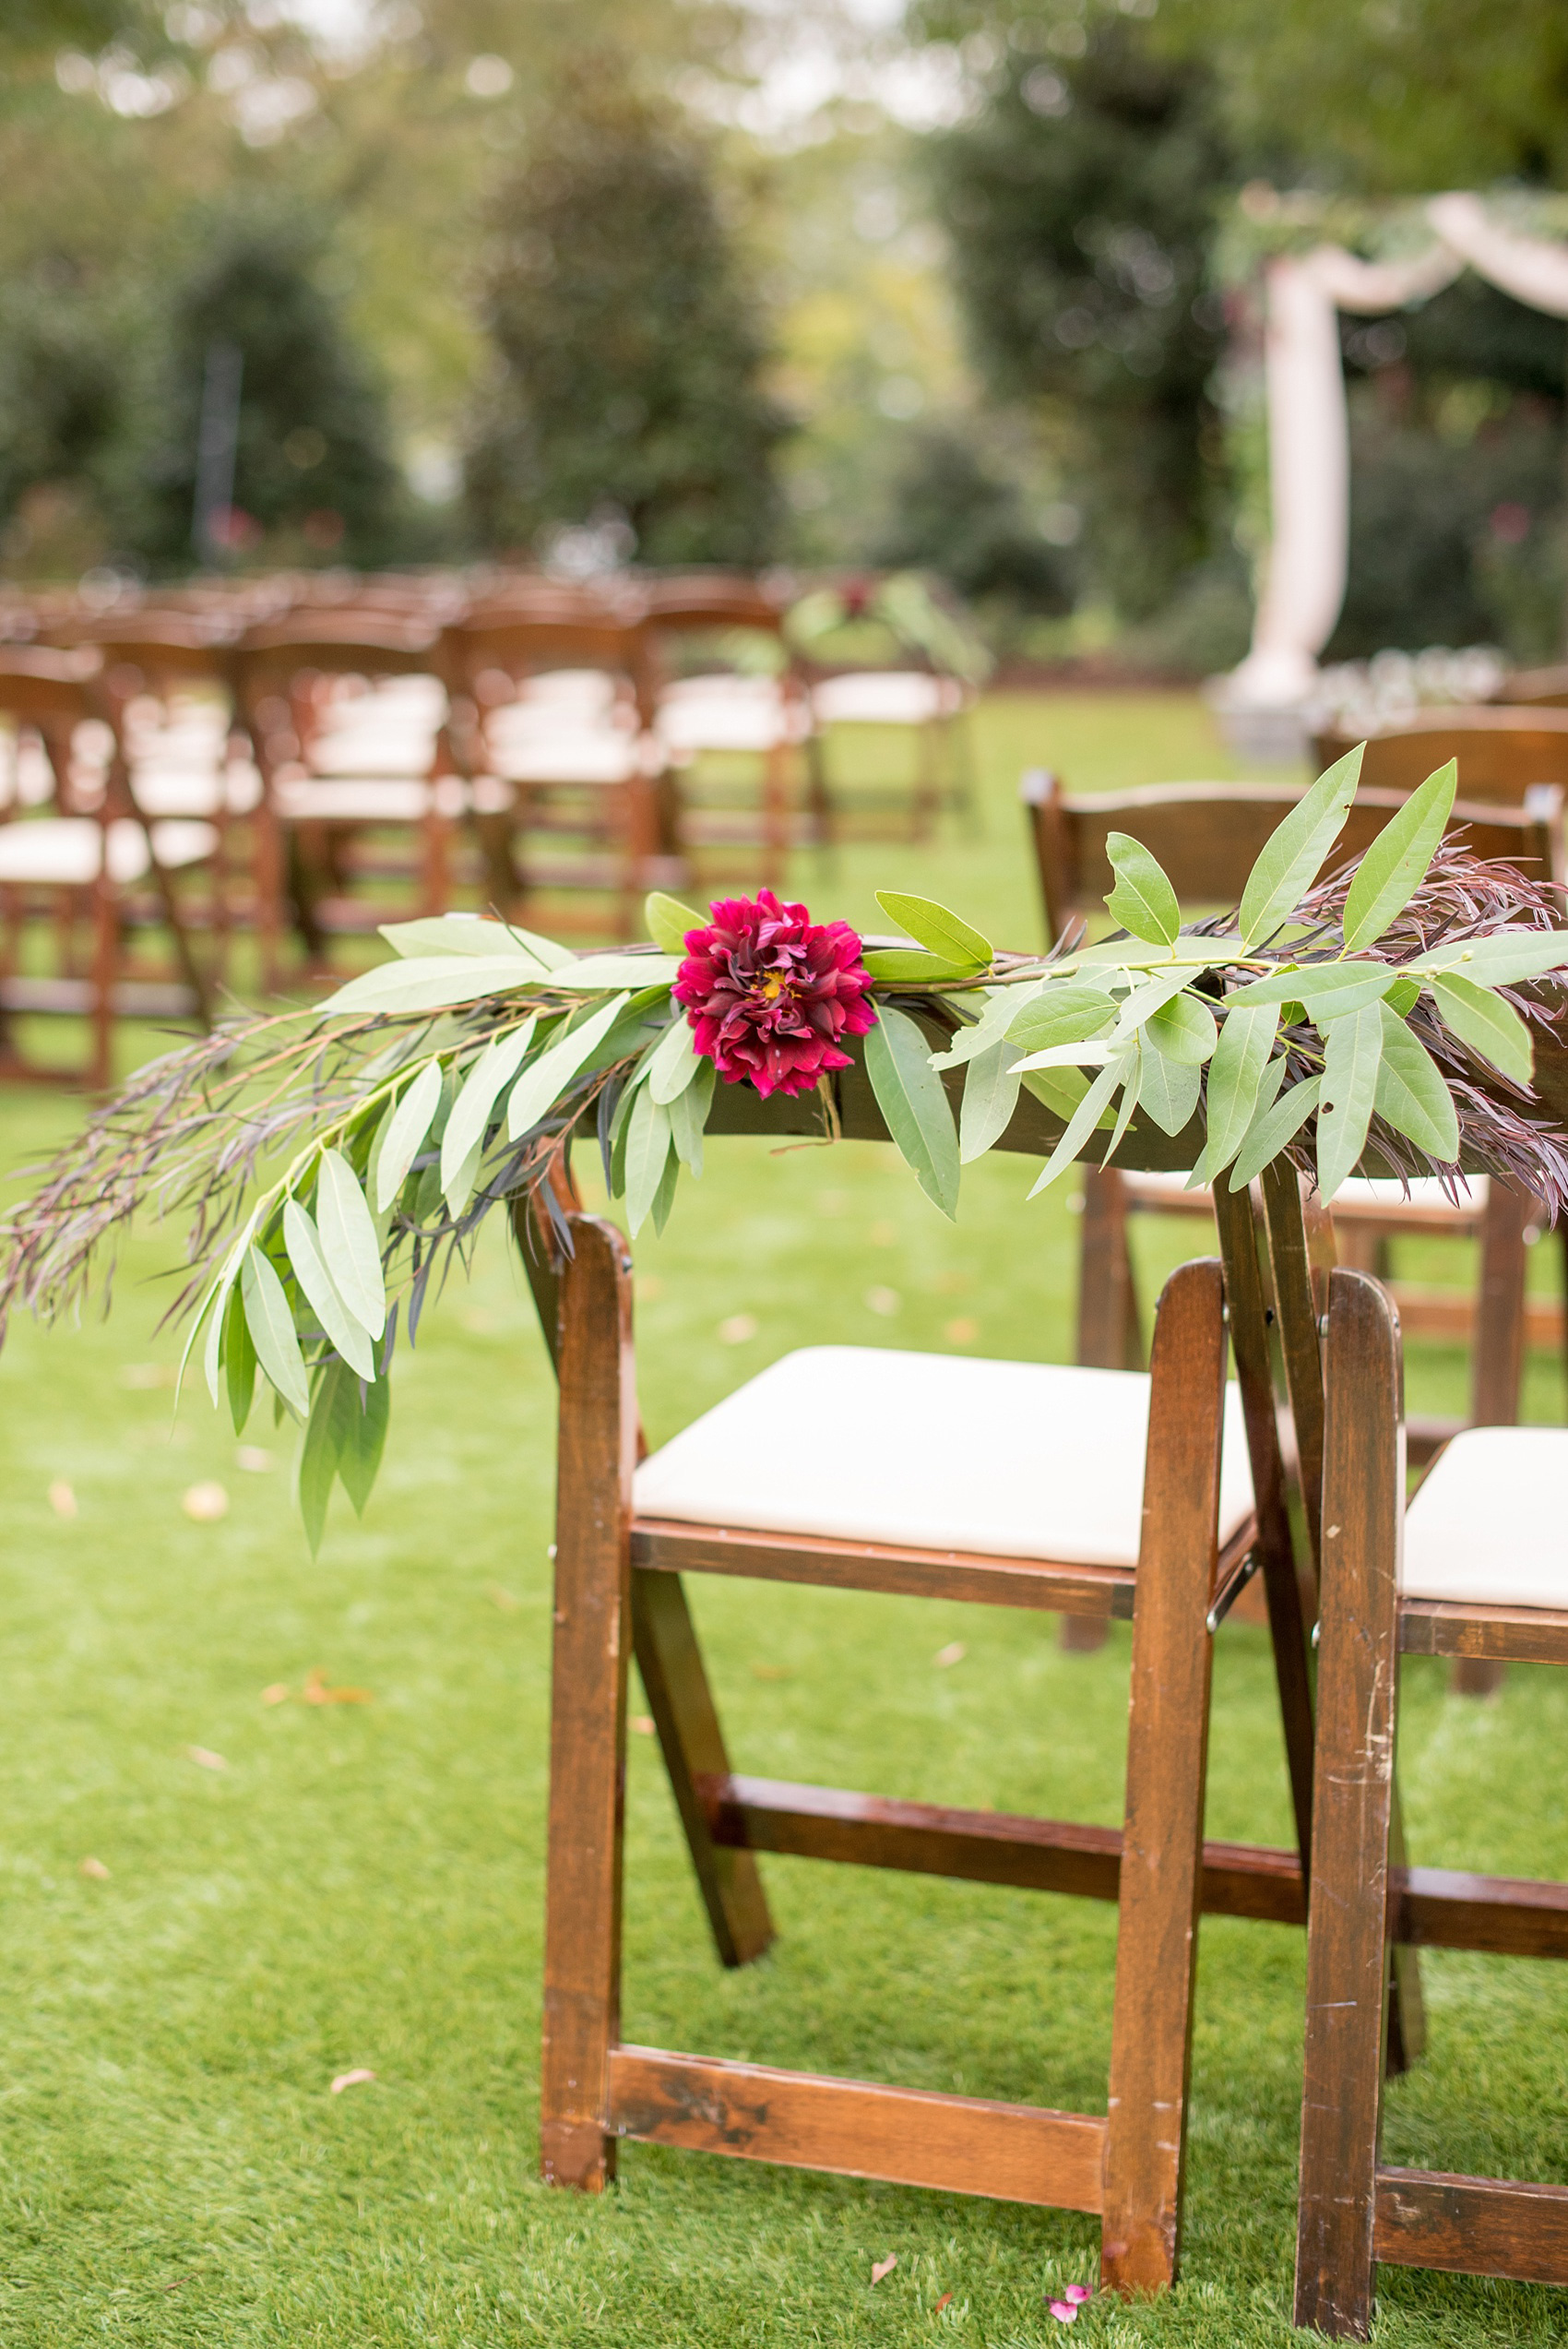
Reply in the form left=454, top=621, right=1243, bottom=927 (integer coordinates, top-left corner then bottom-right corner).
left=1101, top=1258, right=1227, bottom=2296
left=1453, top=1182, right=1530, bottom=1697
left=88, top=869, right=116, bottom=1091
left=1064, top=1169, right=1137, bottom=1656
left=631, top=1568, right=775, bottom=1967
left=1293, top=1269, right=1403, bottom=2340
left=540, top=1214, right=637, bottom=2191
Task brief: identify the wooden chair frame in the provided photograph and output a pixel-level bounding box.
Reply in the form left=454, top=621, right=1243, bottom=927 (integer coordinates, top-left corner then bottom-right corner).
left=1296, top=1266, right=1568, bottom=2336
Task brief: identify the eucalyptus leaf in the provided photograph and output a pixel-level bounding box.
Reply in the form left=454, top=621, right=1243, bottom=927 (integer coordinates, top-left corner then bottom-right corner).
left=1425, top=972, right=1533, bottom=1085
left=1027, top=1048, right=1133, bottom=1198
left=669, top=1055, right=715, bottom=1173
left=379, top=915, right=549, bottom=966
left=959, top=1037, right=1023, bottom=1163
left=1341, top=758, right=1456, bottom=950
left=1191, top=1005, right=1281, bottom=1184
left=316, top=954, right=547, bottom=1019
left=1104, top=832, right=1180, bottom=948
left=644, top=891, right=707, bottom=956
left=1316, top=1005, right=1385, bottom=1199
left=1374, top=1001, right=1459, bottom=1162
left=1408, top=931, right=1568, bottom=984
left=624, top=1085, right=674, bottom=1236
left=506, top=991, right=631, bottom=1139
left=1100, top=1042, right=1144, bottom=1164
left=1238, top=743, right=1363, bottom=948
left=929, top=984, right=1038, bottom=1069
left=1111, top=969, right=1193, bottom=1038
left=282, top=1198, right=375, bottom=1379
left=224, top=1286, right=257, bottom=1434
left=647, top=1013, right=704, bottom=1104
left=1139, top=1043, right=1203, bottom=1136
left=201, top=1222, right=253, bottom=1407
left=241, top=1246, right=310, bottom=1418
left=373, top=1059, right=445, bottom=1212
left=1142, top=990, right=1218, bottom=1065
left=440, top=1019, right=537, bottom=1196
left=873, top=890, right=992, bottom=972
left=339, top=1371, right=390, bottom=1517
left=315, top=1149, right=386, bottom=1340
left=861, top=948, right=981, bottom=983
left=299, top=1359, right=358, bottom=1556
left=1228, top=1074, right=1323, bottom=1191
left=1227, top=961, right=1396, bottom=1019
left=864, top=1005, right=961, bottom=1219
left=1004, top=983, right=1118, bottom=1054
left=649, top=1139, right=682, bottom=1236
left=543, top=953, right=683, bottom=990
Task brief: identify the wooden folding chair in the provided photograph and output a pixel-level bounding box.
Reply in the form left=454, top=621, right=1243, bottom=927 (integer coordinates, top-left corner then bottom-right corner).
left=233, top=613, right=453, bottom=984
left=1295, top=1263, right=1568, bottom=2336
left=808, top=664, right=976, bottom=844
left=1023, top=769, right=1557, bottom=1671
left=1313, top=707, right=1568, bottom=805
left=1498, top=665, right=1568, bottom=709
left=442, top=604, right=681, bottom=940
left=0, top=650, right=214, bottom=1086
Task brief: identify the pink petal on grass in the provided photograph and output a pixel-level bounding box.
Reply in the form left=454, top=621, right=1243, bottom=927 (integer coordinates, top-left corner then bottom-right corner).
left=1064, top=2284, right=1092, bottom=2304
left=186, top=1746, right=227, bottom=1771
left=1048, top=2304, right=1079, bottom=2324
left=330, top=2068, right=375, bottom=2094
left=871, top=2255, right=897, bottom=2284
left=48, top=1480, right=77, bottom=1519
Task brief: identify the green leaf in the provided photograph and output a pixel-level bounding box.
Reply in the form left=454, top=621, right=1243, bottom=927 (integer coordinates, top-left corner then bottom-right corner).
left=299, top=1361, right=357, bottom=1556
left=281, top=1199, right=375, bottom=1379
left=1004, top=984, right=1118, bottom=1054
left=1020, top=1065, right=1111, bottom=1125
left=315, top=1150, right=386, bottom=1341
left=241, top=1246, right=310, bottom=1419
left=1374, top=1002, right=1459, bottom=1162
left=543, top=954, right=683, bottom=990
left=647, top=1013, right=704, bottom=1104
left=929, top=984, right=1033, bottom=1070
left=379, top=915, right=551, bottom=966
left=863, top=1005, right=961, bottom=1219
left=315, top=953, right=549, bottom=1019
left=1100, top=1043, right=1143, bottom=1164
left=649, top=1139, right=682, bottom=1236
left=1191, top=1005, right=1281, bottom=1184
left=624, top=1086, right=674, bottom=1236
left=1143, top=991, right=1218, bottom=1066
left=959, top=1037, right=1023, bottom=1163
left=506, top=992, right=632, bottom=1139
left=1316, top=1006, right=1385, bottom=1199
left=1027, top=1049, right=1134, bottom=1198
left=1228, top=1075, right=1323, bottom=1191
left=1104, top=832, right=1180, bottom=948
left=223, top=1287, right=256, bottom=1435
left=861, top=948, right=980, bottom=983
left=1425, top=973, right=1533, bottom=1086
left=444, top=1137, right=483, bottom=1219
left=669, top=1055, right=714, bottom=1174
left=874, top=891, right=992, bottom=971
left=1408, top=932, right=1568, bottom=984
left=644, top=891, right=707, bottom=955
left=1341, top=758, right=1457, bottom=950
left=1238, top=743, right=1364, bottom=948
left=339, top=1372, right=390, bottom=1517
left=441, top=1020, right=537, bottom=1198
left=374, top=1057, right=444, bottom=1212
left=1139, top=1043, right=1203, bottom=1137
left=1227, top=961, right=1396, bottom=1019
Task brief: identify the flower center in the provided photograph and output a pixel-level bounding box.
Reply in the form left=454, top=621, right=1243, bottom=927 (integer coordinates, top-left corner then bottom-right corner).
left=758, top=973, right=790, bottom=1001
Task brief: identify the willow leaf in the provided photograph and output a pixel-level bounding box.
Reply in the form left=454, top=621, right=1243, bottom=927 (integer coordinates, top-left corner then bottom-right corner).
left=647, top=1014, right=704, bottom=1104
left=316, top=953, right=546, bottom=1019
left=669, top=1055, right=715, bottom=1173
left=374, top=1058, right=444, bottom=1212
left=1228, top=1074, right=1323, bottom=1191
left=440, top=1020, right=537, bottom=1196
left=1374, top=1002, right=1459, bottom=1162
left=315, top=1150, right=386, bottom=1340
left=1425, top=973, right=1533, bottom=1085
left=1238, top=743, right=1363, bottom=948
left=242, top=1246, right=310, bottom=1418
left=1341, top=759, right=1456, bottom=950
left=959, top=1038, right=1023, bottom=1163
left=624, top=1086, right=674, bottom=1236
left=929, top=984, right=1038, bottom=1070
left=282, top=1199, right=375, bottom=1379
left=1104, top=832, right=1180, bottom=947
left=506, top=992, right=631, bottom=1139
left=380, top=915, right=549, bottom=966
left=299, top=1360, right=358, bottom=1556
left=864, top=1004, right=960, bottom=1219
left=339, top=1372, right=390, bottom=1517
left=224, top=1287, right=257, bottom=1434
left=1316, top=1006, right=1384, bottom=1199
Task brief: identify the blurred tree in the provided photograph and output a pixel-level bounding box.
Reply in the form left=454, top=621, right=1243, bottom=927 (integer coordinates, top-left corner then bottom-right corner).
left=130, top=200, right=403, bottom=570
left=465, top=66, right=788, bottom=565
left=869, top=423, right=1072, bottom=614
left=926, top=20, right=1232, bottom=620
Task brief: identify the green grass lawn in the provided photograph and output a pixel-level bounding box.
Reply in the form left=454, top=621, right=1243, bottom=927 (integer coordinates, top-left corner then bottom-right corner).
left=1, top=691, right=1565, bottom=2344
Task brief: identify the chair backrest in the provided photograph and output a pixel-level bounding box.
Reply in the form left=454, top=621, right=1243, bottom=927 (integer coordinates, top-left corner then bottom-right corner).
left=0, top=648, right=107, bottom=810
left=73, top=616, right=239, bottom=714
left=1021, top=769, right=1563, bottom=947
left=643, top=574, right=788, bottom=636
left=1313, top=707, right=1568, bottom=801
left=441, top=609, right=656, bottom=729
left=1499, top=662, right=1568, bottom=708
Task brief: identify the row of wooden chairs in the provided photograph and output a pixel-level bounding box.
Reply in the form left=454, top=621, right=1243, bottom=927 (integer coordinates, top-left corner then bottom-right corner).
left=521, top=1019, right=1568, bottom=2328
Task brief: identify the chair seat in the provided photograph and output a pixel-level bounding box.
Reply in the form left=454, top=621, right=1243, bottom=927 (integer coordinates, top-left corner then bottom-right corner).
left=0, top=816, right=215, bottom=886
left=632, top=1344, right=1253, bottom=1568
left=1402, top=1425, right=1568, bottom=1608
left=131, top=763, right=263, bottom=817
left=812, top=672, right=962, bottom=726
left=1123, top=1169, right=1487, bottom=1217
left=486, top=731, right=650, bottom=786
left=274, top=777, right=440, bottom=823
left=657, top=676, right=803, bottom=756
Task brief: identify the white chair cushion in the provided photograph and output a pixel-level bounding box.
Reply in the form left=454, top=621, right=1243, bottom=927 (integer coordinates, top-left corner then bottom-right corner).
left=274, top=778, right=435, bottom=822
left=656, top=675, right=805, bottom=754
left=1123, top=1170, right=1485, bottom=1216
left=1402, top=1425, right=1568, bottom=1609
left=0, top=817, right=214, bottom=885
left=633, top=1344, right=1253, bottom=1568
left=812, top=672, right=960, bottom=725
left=486, top=730, right=647, bottom=785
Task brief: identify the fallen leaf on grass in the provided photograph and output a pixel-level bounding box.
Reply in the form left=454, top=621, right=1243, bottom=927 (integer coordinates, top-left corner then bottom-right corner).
left=636, top=1274, right=665, bottom=1302
left=933, top=2293, right=954, bottom=2315
left=487, top=1584, right=522, bottom=1612
left=872, top=2256, right=897, bottom=2285
left=186, top=1746, right=227, bottom=1771
left=260, top=1684, right=290, bottom=1706
left=182, top=1482, right=229, bottom=1522
left=235, top=1447, right=274, bottom=1473
left=48, top=1480, right=77, bottom=1519
left=79, top=1856, right=110, bottom=1880
left=943, top=1318, right=980, bottom=1345
left=750, top=1663, right=792, bottom=1681
left=329, top=2069, right=375, bottom=2094
left=632, top=1715, right=656, bottom=1736
left=303, top=1668, right=372, bottom=1706
left=718, top=1313, right=758, bottom=1345
left=869, top=1221, right=897, bottom=1247
left=863, top=1285, right=900, bottom=1318
left=119, top=1363, right=175, bottom=1389
left=934, top=1641, right=967, bottom=1668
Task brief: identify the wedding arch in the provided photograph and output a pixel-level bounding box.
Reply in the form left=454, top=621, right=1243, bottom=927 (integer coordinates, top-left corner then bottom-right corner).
left=1216, top=190, right=1568, bottom=721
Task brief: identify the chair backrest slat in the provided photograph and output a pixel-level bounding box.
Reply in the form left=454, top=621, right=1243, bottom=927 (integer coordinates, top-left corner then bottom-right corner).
left=1313, top=707, right=1568, bottom=800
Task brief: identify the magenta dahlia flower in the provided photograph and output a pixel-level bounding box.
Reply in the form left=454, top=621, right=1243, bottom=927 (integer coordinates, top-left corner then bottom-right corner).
left=673, top=889, right=877, bottom=1099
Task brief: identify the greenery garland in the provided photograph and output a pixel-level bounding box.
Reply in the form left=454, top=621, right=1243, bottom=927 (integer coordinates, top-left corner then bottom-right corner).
left=5, top=744, right=1568, bottom=1548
